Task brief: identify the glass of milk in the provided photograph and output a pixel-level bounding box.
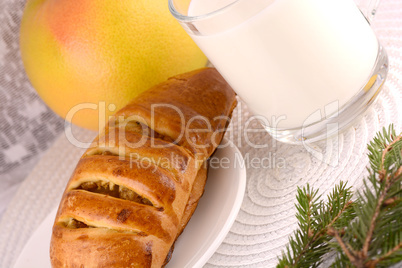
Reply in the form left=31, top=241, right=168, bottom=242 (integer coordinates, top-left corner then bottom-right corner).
left=169, top=0, right=388, bottom=144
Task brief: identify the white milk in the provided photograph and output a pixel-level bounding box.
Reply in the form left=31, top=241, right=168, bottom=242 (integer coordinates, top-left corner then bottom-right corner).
left=188, top=0, right=378, bottom=129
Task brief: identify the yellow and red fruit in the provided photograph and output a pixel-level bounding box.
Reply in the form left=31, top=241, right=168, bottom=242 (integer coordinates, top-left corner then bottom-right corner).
left=20, top=0, right=207, bottom=130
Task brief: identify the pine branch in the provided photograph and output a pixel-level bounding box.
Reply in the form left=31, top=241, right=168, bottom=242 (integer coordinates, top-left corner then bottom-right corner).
left=330, top=227, right=358, bottom=264
left=276, top=183, right=354, bottom=268
left=277, top=125, right=402, bottom=267
left=368, top=242, right=402, bottom=266
left=332, top=125, right=402, bottom=267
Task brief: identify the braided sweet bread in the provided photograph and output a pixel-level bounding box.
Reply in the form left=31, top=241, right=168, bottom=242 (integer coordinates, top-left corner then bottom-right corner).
left=50, top=68, right=237, bottom=267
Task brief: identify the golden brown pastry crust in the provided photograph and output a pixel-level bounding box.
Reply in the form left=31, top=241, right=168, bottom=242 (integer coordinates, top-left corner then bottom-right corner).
left=115, top=67, right=237, bottom=160
left=50, top=68, right=237, bottom=267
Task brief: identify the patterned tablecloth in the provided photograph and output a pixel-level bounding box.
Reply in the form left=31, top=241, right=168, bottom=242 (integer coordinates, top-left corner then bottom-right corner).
left=0, top=0, right=401, bottom=267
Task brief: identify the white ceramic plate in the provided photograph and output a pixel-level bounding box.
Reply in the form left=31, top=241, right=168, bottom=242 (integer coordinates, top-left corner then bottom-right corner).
left=14, top=141, right=246, bottom=268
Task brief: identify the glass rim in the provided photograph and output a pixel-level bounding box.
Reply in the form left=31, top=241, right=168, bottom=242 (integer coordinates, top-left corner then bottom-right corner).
left=168, top=0, right=241, bottom=22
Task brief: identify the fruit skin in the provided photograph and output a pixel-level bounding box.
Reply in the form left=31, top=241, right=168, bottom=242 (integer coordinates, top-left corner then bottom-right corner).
left=20, top=0, right=207, bottom=131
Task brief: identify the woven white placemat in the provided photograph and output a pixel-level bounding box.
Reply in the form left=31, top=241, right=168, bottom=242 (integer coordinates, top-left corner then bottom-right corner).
left=0, top=0, right=401, bottom=267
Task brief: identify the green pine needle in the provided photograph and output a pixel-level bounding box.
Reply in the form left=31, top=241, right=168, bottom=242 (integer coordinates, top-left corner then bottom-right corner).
left=277, top=125, right=402, bottom=267
left=277, top=182, right=354, bottom=268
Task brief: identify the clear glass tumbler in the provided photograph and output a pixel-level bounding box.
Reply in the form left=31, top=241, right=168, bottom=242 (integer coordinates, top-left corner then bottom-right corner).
left=169, top=0, right=388, bottom=144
